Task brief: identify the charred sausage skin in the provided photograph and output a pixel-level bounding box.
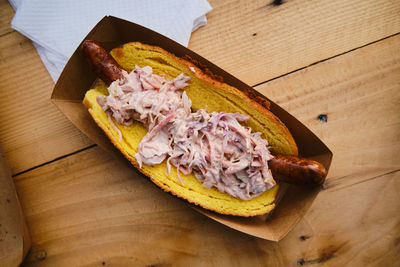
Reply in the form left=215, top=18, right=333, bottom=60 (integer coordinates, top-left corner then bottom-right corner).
left=269, top=155, right=327, bottom=185
left=81, top=40, right=124, bottom=85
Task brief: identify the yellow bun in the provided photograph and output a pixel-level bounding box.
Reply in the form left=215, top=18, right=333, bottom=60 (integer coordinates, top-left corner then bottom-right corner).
left=83, top=42, right=298, bottom=216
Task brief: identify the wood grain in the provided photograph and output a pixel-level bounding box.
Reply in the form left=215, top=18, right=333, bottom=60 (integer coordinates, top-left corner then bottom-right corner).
left=0, top=0, right=13, bottom=36
left=13, top=32, right=400, bottom=267
left=0, top=0, right=95, bottom=175
left=190, top=0, right=400, bottom=85
left=0, top=32, right=94, bottom=174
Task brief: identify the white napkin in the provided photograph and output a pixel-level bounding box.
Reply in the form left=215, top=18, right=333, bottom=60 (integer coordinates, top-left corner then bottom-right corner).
left=10, top=0, right=212, bottom=82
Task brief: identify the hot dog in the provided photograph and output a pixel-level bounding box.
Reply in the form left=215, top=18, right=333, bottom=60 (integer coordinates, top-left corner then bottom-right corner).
left=82, top=40, right=327, bottom=186
left=81, top=40, right=327, bottom=216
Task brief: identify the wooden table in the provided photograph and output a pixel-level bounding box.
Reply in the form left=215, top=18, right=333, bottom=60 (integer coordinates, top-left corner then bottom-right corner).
left=1, top=0, right=399, bottom=266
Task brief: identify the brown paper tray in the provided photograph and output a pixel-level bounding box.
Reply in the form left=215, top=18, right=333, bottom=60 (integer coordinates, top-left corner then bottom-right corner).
left=51, top=16, right=332, bottom=241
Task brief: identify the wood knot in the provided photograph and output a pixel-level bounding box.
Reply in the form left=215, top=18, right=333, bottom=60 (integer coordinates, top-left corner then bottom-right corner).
left=297, top=258, right=305, bottom=265
left=317, top=114, right=328, bottom=123
left=34, top=249, right=47, bottom=261
left=298, top=241, right=349, bottom=265
left=271, top=0, right=283, bottom=6
left=299, top=235, right=311, bottom=241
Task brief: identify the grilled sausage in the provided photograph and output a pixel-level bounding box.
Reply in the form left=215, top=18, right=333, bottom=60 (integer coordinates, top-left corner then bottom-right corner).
left=81, top=40, right=124, bottom=85
left=269, top=154, right=327, bottom=185
left=81, top=40, right=328, bottom=186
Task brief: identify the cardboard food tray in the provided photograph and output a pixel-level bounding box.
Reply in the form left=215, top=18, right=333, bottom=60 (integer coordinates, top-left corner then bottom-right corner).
left=51, top=16, right=332, bottom=241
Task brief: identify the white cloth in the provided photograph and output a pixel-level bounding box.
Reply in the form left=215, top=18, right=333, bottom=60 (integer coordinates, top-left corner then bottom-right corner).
left=10, top=0, right=212, bottom=82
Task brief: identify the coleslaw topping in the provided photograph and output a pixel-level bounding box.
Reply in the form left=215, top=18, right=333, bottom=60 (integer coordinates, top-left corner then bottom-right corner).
left=97, top=66, right=275, bottom=200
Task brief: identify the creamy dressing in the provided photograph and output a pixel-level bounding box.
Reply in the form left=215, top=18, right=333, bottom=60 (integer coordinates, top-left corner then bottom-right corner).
left=98, top=66, right=276, bottom=200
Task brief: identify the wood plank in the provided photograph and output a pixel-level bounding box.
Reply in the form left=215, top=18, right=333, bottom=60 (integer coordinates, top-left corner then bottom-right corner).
left=190, top=0, right=400, bottom=85
left=13, top=34, right=400, bottom=266
left=0, top=32, right=93, bottom=174
left=0, top=1, right=94, bottom=174
left=279, top=170, right=400, bottom=267
left=0, top=0, right=13, bottom=36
